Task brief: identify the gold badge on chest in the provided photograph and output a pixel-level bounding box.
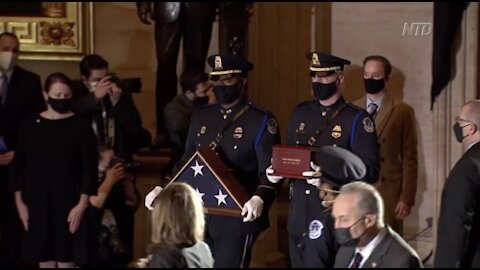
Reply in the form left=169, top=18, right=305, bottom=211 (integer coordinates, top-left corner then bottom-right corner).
left=200, top=126, right=206, bottom=134
left=233, top=126, right=243, bottom=139
left=331, top=125, right=342, bottom=139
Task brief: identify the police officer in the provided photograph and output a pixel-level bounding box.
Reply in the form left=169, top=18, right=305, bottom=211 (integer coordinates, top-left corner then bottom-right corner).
left=145, top=54, right=281, bottom=268
left=266, top=52, right=380, bottom=268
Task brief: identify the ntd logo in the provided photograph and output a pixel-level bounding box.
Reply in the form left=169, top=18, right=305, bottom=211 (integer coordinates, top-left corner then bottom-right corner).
left=402, top=22, right=432, bottom=37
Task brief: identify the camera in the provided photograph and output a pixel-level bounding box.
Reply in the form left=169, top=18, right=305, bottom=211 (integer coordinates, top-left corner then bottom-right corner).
left=107, top=73, right=142, bottom=93
left=110, top=156, right=142, bottom=174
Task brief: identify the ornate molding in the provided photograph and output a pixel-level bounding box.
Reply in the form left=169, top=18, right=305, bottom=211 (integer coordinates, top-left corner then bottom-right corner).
left=0, top=2, right=94, bottom=61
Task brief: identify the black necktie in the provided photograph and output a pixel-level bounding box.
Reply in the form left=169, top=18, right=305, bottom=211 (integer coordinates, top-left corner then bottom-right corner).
left=350, top=252, right=363, bottom=268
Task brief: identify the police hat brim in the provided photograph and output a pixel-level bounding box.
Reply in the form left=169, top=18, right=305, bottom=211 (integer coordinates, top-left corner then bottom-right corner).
left=311, top=146, right=367, bottom=188
left=310, top=70, right=336, bottom=78
left=209, top=73, right=242, bottom=82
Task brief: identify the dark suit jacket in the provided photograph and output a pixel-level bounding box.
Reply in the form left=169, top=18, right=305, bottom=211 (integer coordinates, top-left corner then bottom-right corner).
left=435, top=142, right=480, bottom=268
left=334, top=226, right=422, bottom=268
left=0, top=66, right=44, bottom=150
left=0, top=66, right=44, bottom=191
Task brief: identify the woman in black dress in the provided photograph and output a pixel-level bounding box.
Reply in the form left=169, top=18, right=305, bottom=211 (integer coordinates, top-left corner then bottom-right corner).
left=10, top=72, right=97, bottom=268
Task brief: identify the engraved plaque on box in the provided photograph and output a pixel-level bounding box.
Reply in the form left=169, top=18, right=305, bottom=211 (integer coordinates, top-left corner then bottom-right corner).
left=271, top=144, right=312, bottom=179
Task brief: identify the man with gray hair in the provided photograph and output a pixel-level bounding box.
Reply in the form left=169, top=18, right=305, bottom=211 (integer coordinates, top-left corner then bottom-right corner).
left=435, top=100, right=480, bottom=267
left=332, top=182, right=422, bottom=268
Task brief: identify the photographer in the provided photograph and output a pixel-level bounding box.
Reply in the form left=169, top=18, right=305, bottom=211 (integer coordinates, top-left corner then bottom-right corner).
left=71, top=54, right=151, bottom=160
left=88, top=146, right=140, bottom=267
left=71, top=54, right=148, bottom=266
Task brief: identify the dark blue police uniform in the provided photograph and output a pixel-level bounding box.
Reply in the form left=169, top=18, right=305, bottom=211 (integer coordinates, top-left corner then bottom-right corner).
left=175, top=55, right=282, bottom=268
left=285, top=52, right=380, bottom=268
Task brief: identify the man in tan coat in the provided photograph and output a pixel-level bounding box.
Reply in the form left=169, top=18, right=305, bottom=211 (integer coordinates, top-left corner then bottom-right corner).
left=352, top=55, right=418, bottom=236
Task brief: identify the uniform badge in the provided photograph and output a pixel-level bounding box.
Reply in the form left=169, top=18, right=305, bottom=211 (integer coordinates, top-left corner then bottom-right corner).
left=331, top=125, right=342, bottom=139
left=308, top=219, right=324, bottom=240
left=233, top=127, right=243, bottom=139
left=215, top=56, right=223, bottom=69
left=299, top=123, right=305, bottom=131
left=312, top=53, right=320, bottom=66
left=362, top=117, right=374, bottom=133
left=200, top=126, right=206, bottom=134
left=267, top=118, right=278, bottom=135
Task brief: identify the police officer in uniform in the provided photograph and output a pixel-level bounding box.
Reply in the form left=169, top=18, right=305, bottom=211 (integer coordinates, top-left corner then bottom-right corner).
left=266, top=52, right=380, bottom=268
left=145, top=54, right=281, bottom=268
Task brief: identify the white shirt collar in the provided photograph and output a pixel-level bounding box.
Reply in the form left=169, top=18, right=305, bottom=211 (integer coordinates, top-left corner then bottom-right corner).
left=468, top=140, right=480, bottom=150
left=366, top=94, right=385, bottom=111
left=349, top=227, right=387, bottom=268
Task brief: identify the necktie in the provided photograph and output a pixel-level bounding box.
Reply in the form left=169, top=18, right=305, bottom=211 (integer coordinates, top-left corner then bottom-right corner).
left=350, top=252, right=363, bottom=268
left=367, top=103, right=378, bottom=119
left=0, top=74, right=7, bottom=105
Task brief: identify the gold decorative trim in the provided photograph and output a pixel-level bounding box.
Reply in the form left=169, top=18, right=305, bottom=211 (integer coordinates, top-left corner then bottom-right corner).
left=0, top=2, right=94, bottom=61
left=309, top=66, right=341, bottom=72
left=210, top=69, right=243, bottom=75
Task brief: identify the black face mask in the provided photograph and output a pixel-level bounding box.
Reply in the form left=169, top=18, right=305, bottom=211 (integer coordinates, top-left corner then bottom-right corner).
left=48, top=97, right=72, bottom=114
left=364, top=78, right=385, bottom=94
left=312, top=81, right=337, bottom=100
left=214, top=84, right=241, bottom=104
left=193, top=96, right=209, bottom=107
left=334, top=217, right=366, bottom=247
left=453, top=122, right=471, bottom=143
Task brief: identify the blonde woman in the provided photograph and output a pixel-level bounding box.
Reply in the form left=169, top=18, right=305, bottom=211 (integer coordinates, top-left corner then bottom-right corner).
left=150, top=183, right=213, bottom=268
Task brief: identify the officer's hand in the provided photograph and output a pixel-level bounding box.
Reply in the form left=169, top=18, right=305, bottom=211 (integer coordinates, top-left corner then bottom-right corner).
left=266, top=165, right=284, bottom=184
left=137, top=2, right=152, bottom=24
left=241, top=195, right=264, bottom=222
left=145, top=186, right=163, bottom=210
left=302, top=161, right=322, bottom=188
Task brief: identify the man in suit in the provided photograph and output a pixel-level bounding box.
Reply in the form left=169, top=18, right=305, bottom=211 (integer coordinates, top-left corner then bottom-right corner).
left=352, top=55, right=418, bottom=236
left=435, top=100, right=480, bottom=267
left=0, top=32, right=45, bottom=267
left=332, top=181, right=422, bottom=268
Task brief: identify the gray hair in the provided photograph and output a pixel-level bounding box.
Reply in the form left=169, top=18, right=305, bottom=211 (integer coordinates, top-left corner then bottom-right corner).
left=339, top=181, right=384, bottom=225
left=462, top=100, right=480, bottom=127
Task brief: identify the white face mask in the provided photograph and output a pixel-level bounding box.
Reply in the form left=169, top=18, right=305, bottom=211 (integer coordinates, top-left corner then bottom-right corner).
left=88, top=81, right=98, bottom=92
left=0, top=51, right=18, bottom=72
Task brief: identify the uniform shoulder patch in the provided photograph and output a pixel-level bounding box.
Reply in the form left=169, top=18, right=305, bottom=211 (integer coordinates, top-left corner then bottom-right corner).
left=362, top=117, right=374, bottom=133
left=308, top=219, right=324, bottom=240
left=267, top=117, right=278, bottom=135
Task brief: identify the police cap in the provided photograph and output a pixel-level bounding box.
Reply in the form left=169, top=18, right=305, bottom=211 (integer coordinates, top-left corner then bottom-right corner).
left=312, top=145, right=366, bottom=188
left=307, top=52, right=351, bottom=77
left=207, top=54, right=254, bottom=81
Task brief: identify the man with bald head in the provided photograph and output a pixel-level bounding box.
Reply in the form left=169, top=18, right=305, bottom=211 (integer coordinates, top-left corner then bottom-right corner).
left=435, top=100, right=480, bottom=267
left=332, top=182, right=421, bottom=268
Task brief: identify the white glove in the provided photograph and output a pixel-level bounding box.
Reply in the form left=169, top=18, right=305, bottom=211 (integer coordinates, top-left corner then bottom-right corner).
left=241, top=195, right=264, bottom=222
left=302, top=161, right=322, bottom=188
left=266, top=165, right=284, bottom=184
left=145, top=186, right=163, bottom=210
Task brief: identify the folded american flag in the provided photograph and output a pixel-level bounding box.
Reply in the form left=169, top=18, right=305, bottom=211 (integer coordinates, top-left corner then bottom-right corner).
left=170, top=148, right=249, bottom=216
